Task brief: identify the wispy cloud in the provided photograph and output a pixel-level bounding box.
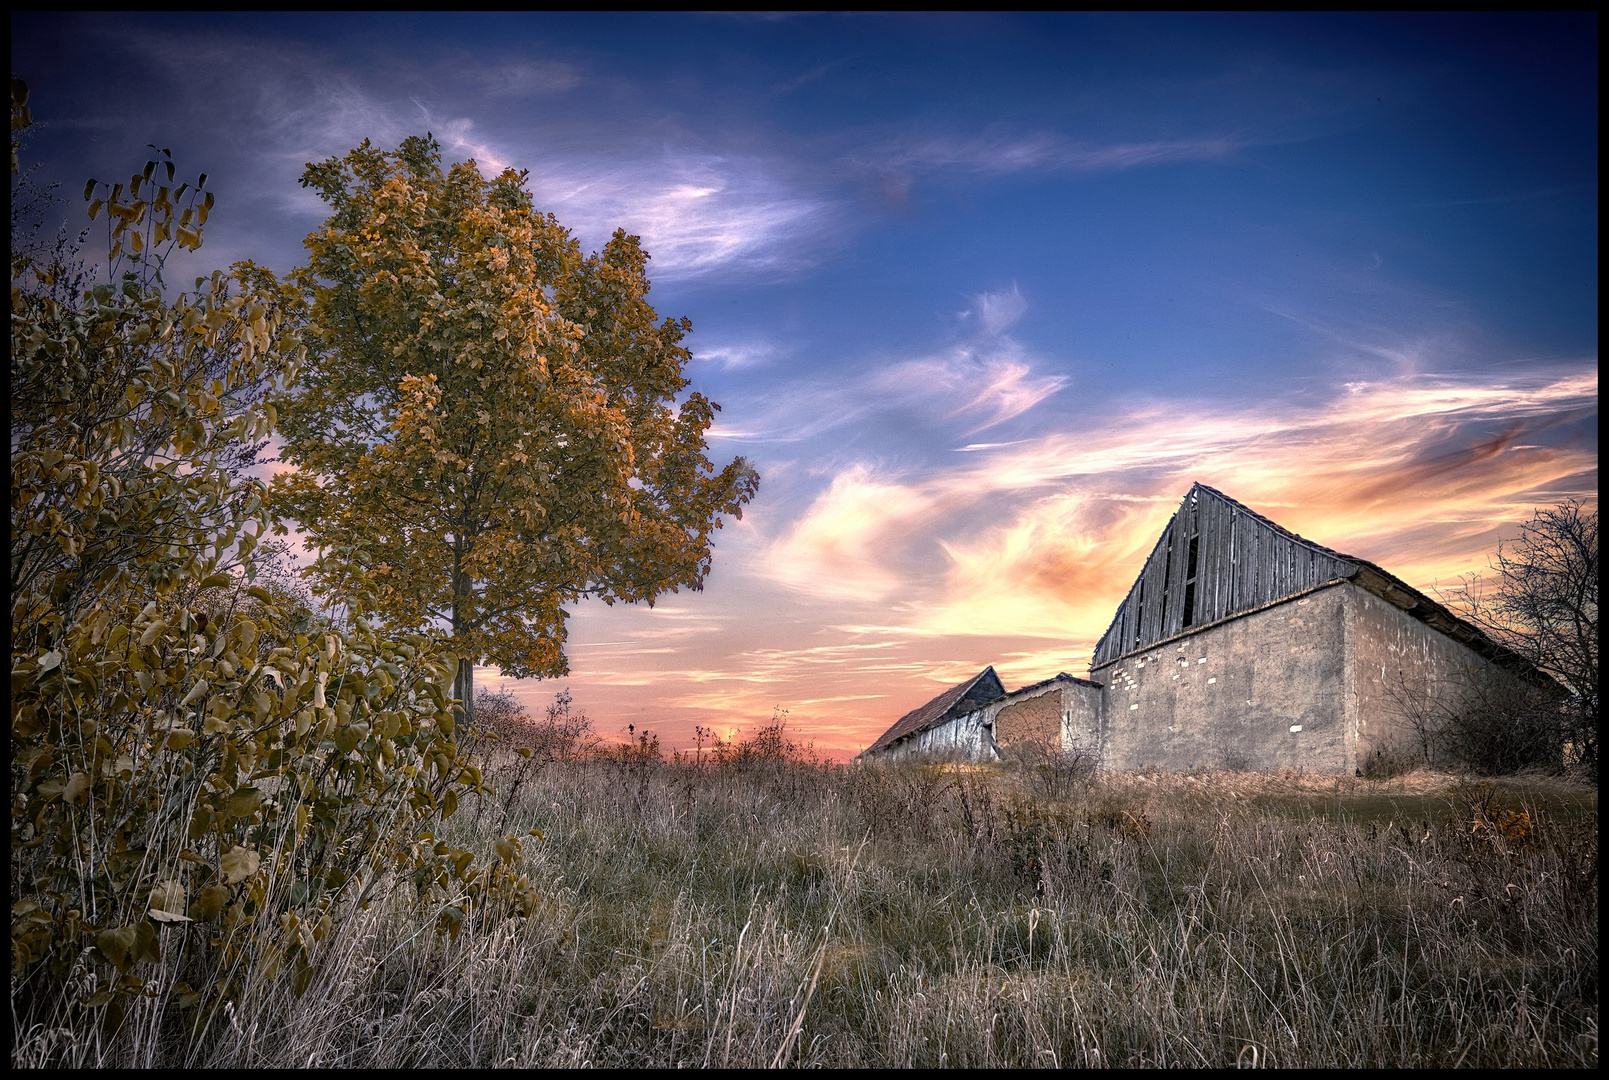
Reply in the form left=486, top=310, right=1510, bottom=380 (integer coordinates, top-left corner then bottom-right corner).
left=869, top=130, right=1246, bottom=178
left=712, top=288, right=1067, bottom=442
left=962, top=283, right=1028, bottom=336
left=471, top=59, right=584, bottom=97
left=772, top=56, right=854, bottom=94
left=693, top=340, right=786, bottom=370
left=94, top=25, right=833, bottom=282
left=767, top=464, right=946, bottom=601
left=527, top=152, right=834, bottom=279
left=764, top=364, right=1598, bottom=648
left=710, top=346, right=1067, bottom=443
left=1405, top=184, right=1594, bottom=209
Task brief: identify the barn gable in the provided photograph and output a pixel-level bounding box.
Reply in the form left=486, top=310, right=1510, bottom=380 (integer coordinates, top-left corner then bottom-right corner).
left=860, top=666, right=1006, bottom=758
left=1091, top=483, right=1543, bottom=681
left=1092, top=484, right=1357, bottom=667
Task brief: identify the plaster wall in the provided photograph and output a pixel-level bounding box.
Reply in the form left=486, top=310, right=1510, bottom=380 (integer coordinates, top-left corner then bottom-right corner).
left=1091, top=583, right=1354, bottom=773
left=1062, top=681, right=1104, bottom=761
left=1347, top=585, right=1539, bottom=769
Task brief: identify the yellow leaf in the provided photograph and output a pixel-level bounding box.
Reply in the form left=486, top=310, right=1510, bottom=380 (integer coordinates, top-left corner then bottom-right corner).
left=97, top=926, right=138, bottom=970
left=220, top=846, right=259, bottom=885
left=179, top=679, right=209, bottom=707
left=188, top=884, right=229, bottom=923
left=226, top=786, right=263, bottom=819
left=149, top=879, right=190, bottom=921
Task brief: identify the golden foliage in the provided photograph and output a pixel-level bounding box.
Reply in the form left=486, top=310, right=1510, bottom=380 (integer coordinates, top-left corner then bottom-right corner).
left=273, top=135, right=759, bottom=686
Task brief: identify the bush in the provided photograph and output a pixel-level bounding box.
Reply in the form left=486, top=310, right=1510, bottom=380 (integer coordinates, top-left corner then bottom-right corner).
left=10, top=132, right=513, bottom=1044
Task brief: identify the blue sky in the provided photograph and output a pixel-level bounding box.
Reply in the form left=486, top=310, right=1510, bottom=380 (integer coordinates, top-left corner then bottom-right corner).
left=14, top=13, right=1597, bottom=755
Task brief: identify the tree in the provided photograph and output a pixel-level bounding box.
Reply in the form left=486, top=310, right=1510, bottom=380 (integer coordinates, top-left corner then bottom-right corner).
left=272, top=135, right=758, bottom=717
left=1455, top=500, right=1598, bottom=774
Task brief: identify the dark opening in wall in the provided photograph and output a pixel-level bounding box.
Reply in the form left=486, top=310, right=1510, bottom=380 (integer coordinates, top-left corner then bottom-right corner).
left=1182, top=532, right=1200, bottom=626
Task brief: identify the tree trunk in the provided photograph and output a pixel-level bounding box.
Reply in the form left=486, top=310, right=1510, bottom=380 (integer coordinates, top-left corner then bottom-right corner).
left=455, top=656, right=474, bottom=734
left=451, top=533, right=472, bottom=734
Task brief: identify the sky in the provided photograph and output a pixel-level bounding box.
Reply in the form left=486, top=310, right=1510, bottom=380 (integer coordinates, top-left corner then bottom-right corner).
left=13, top=13, right=1598, bottom=758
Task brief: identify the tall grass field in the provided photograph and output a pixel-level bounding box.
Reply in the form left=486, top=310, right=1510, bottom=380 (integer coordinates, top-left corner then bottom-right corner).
left=12, top=708, right=1598, bottom=1069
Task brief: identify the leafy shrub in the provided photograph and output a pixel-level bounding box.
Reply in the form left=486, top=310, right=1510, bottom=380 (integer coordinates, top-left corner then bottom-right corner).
left=10, top=134, right=517, bottom=1036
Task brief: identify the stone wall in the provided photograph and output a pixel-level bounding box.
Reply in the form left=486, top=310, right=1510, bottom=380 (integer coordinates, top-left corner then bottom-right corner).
left=1348, top=585, right=1544, bottom=770
left=868, top=580, right=1544, bottom=772
left=995, top=691, right=1061, bottom=751
left=1091, top=583, right=1354, bottom=773
left=1062, top=680, right=1104, bottom=761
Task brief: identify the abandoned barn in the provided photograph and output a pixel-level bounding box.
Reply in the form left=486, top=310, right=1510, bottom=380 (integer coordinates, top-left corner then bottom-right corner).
left=859, top=483, right=1551, bottom=774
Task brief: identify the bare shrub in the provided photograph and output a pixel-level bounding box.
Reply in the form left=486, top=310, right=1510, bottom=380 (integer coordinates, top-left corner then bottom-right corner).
left=1002, top=738, right=1098, bottom=800
left=1445, top=500, right=1598, bottom=776
left=1387, top=661, right=1563, bottom=776
left=470, top=689, right=598, bottom=829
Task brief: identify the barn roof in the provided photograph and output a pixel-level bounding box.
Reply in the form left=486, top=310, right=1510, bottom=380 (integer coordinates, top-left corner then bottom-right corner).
left=1092, top=483, right=1552, bottom=686
left=860, top=666, right=1005, bottom=757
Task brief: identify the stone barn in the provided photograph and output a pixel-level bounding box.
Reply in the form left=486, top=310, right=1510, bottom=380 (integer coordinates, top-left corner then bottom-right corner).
left=859, top=483, right=1553, bottom=773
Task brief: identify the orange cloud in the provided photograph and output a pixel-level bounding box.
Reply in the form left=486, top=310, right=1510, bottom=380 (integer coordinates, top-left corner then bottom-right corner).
left=758, top=364, right=1595, bottom=744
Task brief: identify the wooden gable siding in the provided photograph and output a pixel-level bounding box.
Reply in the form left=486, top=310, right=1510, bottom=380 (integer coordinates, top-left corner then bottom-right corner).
left=860, top=667, right=1006, bottom=758
left=1092, top=485, right=1357, bottom=667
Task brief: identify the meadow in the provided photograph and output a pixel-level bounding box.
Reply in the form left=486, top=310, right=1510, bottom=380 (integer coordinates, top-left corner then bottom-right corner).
left=14, top=710, right=1598, bottom=1069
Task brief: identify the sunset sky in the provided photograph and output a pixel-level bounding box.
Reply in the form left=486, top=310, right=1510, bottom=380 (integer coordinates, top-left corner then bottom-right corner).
left=14, top=13, right=1598, bottom=757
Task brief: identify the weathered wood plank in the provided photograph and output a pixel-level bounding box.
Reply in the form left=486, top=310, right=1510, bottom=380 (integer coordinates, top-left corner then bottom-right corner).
left=1092, top=484, right=1361, bottom=666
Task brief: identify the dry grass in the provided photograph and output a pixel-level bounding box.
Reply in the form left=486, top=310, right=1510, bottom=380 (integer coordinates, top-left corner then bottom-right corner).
left=13, top=746, right=1597, bottom=1068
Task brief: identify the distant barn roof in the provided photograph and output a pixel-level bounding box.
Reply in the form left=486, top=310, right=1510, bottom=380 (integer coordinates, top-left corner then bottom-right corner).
left=860, top=666, right=1005, bottom=757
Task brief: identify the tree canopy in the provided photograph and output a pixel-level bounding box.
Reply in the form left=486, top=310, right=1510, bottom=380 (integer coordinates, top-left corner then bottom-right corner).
left=272, top=135, right=758, bottom=709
